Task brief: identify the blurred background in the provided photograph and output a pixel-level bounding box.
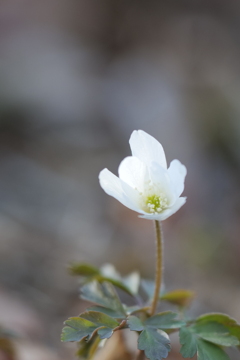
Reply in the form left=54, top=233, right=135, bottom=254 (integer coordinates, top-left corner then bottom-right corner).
left=0, top=0, right=240, bottom=359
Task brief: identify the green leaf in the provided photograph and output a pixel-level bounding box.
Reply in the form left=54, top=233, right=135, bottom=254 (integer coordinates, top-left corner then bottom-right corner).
left=160, top=289, right=195, bottom=307
left=197, top=339, right=231, bottom=360
left=138, top=328, right=171, bottom=360
left=97, top=327, right=114, bottom=339
left=81, top=281, right=126, bottom=317
left=196, top=313, right=240, bottom=341
left=199, top=332, right=239, bottom=347
left=127, top=316, right=144, bottom=331
left=127, top=312, right=184, bottom=360
left=179, top=322, right=238, bottom=359
left=179, top=327, right=198, bottom=358
left=61, top=317, right=96, bottom=342
left=69, top=263, right=100, bottom=276
left=61, top=311, right=120, bottom=342
left=192, top=322, right=239, bottom=347
left=145, top=311, right=185, bottom=329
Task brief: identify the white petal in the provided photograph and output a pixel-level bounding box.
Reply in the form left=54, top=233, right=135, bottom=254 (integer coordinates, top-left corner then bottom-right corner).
left=148, top=162, right=176, bottom=206
left=139, top=197, right=186, bottom=221
left=99, top=168, right=143, bottom=213
left=167, top=160, right=187, bottom=197
left=129, top=130, right=167, bottom=169
left=118, top=156, right=149, bottom=192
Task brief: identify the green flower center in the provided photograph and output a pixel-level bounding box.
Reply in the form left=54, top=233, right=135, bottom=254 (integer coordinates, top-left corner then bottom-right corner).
left=146, top=194, right=168, bottom=214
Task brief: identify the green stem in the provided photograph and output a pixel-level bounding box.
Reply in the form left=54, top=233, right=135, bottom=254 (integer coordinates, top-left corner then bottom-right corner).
left=149, top=220, right=163, bottom=316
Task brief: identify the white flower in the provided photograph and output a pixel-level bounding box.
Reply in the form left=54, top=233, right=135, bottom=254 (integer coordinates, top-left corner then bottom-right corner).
left=99, top=130, right=187, bottom=221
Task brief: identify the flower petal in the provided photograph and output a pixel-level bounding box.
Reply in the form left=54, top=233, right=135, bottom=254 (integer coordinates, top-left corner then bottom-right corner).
left=167, top=160, right=187, bottom=197
left=129, top=130, right=167, bottom=169
left=118, top=156, right=149, bottom=192
left=139, top=197, right=186, bottom=221
left=99, top=168, right=142, bottom=213
left=148, top=162, right=176, bottom=206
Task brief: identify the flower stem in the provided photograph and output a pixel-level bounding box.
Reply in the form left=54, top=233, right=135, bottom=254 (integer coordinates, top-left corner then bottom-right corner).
left=149, top=220, right=163, bottom=316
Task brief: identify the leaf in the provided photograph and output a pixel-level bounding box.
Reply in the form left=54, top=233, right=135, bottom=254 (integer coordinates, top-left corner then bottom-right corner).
left=80, top=311, right=119, bottom=329
left=61, top=317, right=96, bottom=342
left=61, top=311, right=119, bottom=342
left=81, top=281, right=126, bottom=317
left=145, top=311, right=185, bottom=329
left=160, top=289, right=195, bottom=307
left=192, top=322, right=239, bottom=347
left=69, top=263, right=100, bottom=276
left=127, top=312, right=183, bottom=360
left=97, top=327, right=114, bottom=339
left=179, top=327, right=198, bottom=358
left=127, top=316, right=144, bottom=331
left=197, top=339, right=231, bottom=360
left=179, top=321, right=238, bottom=359
left=196, top=313, right=240, bottom=341
left=138, top=328, right=171, bottom=360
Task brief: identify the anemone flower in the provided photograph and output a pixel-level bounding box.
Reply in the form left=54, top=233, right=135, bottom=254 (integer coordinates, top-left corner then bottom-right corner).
left=99, top=130, right=186, bottom=221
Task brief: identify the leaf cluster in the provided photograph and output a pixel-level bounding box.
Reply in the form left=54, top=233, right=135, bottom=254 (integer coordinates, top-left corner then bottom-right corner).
left=62, top=263, right=240, bottom=360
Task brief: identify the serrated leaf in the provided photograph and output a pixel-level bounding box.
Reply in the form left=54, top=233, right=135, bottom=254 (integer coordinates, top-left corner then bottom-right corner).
left=128, top=313, right=182, bottom=360
left=61, top=317, right=96, bottom=342
left=197, top=339, right=231, bottom=360
left=199, top=332, right=239, bottom=347
left=69, top=263, right=100, bottom=276
left=196, top=313, right=240, bottom=341
left=180, top=321, right=239, bottom=359
left=197, top=313, right=237, bottom=326
left=160, top=289, right=195, bottom=307
left=145, top=311, right=185, bottom=329
left=192, top=322, right=239, bottom=347
left=61, top=311, right=120, bottom=343
left=81, top=281, right=126, bottom=317
left=127, top=316, right=144, bottom=331
left=179, top=327, right=198, bottom=358
left=138, top=328, right=171, bottom=360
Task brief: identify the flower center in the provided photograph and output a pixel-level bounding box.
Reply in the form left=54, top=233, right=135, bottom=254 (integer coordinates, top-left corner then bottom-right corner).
left=145, top=193, right=168, bottom=214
